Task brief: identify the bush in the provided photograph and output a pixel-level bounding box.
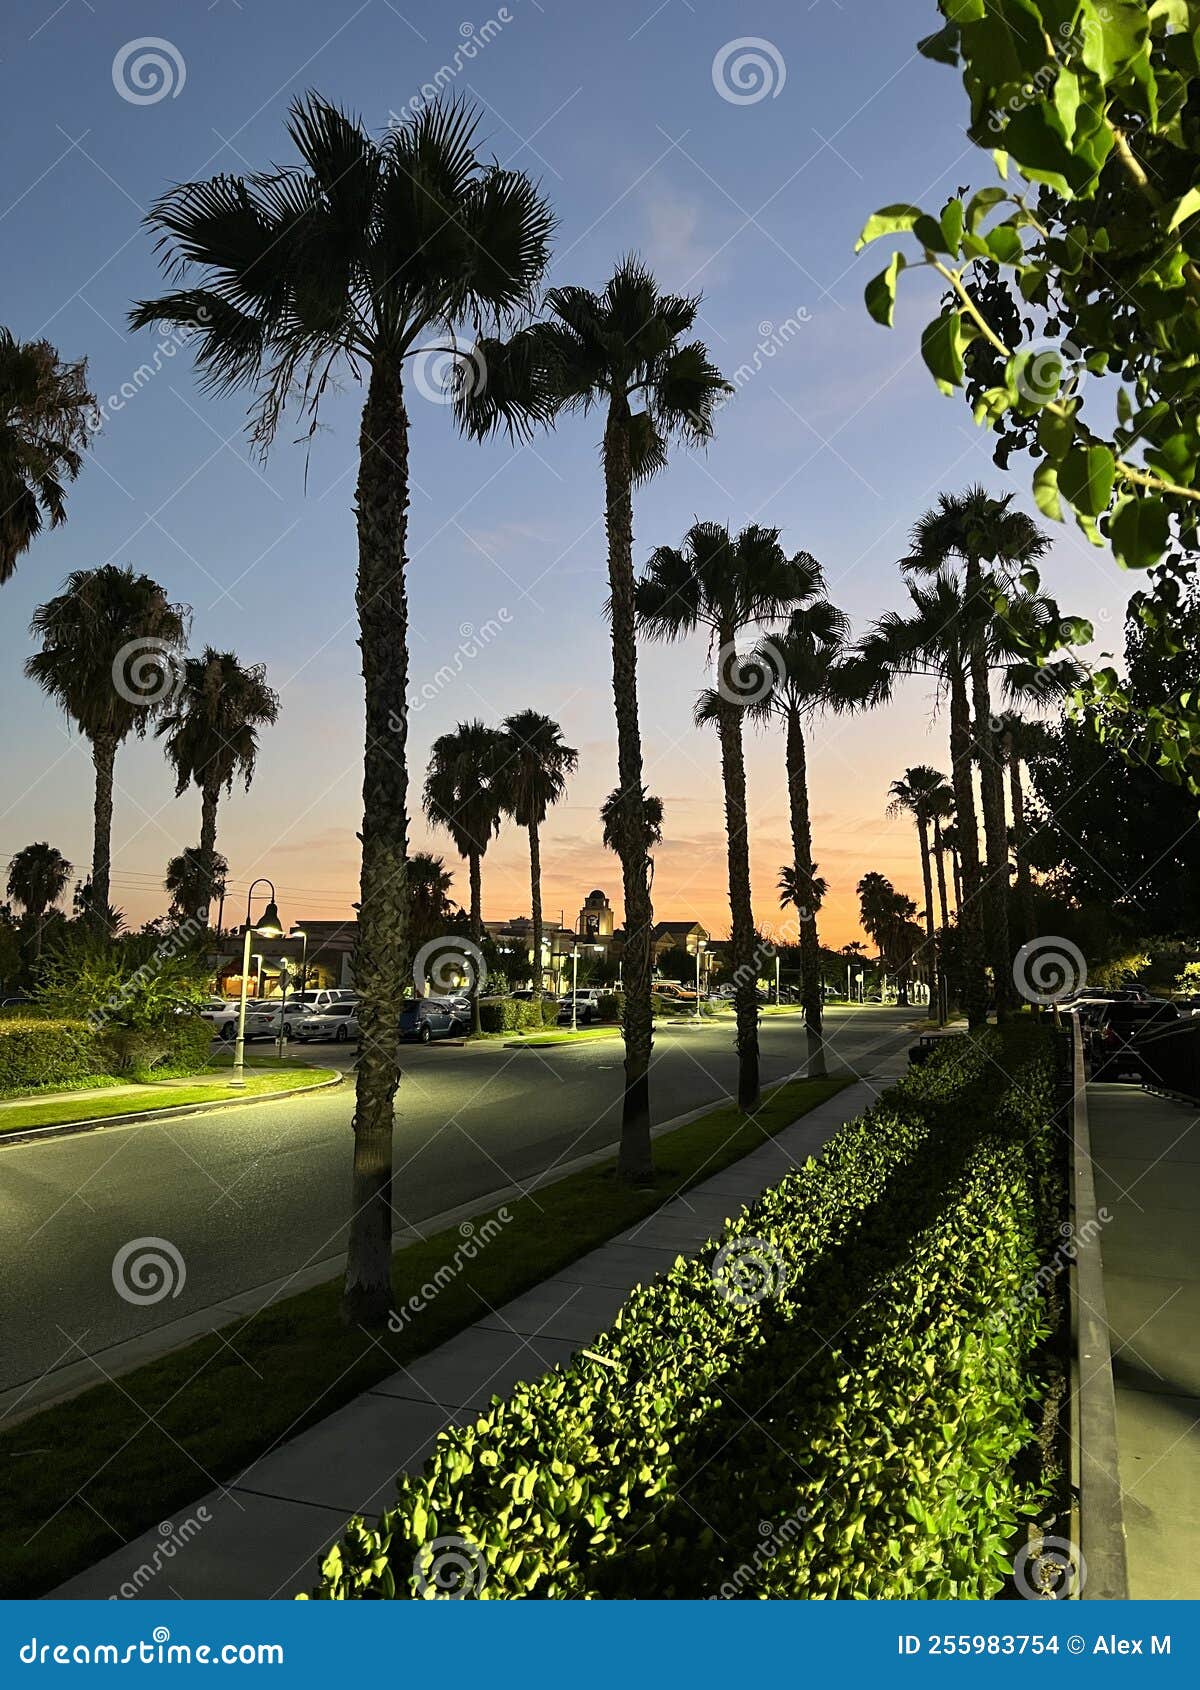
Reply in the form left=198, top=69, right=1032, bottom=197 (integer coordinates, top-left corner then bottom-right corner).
left=597, top=992, right=622, bottom=1023
left=307, top=1026, right=1064, bottom=1601
left=478, top=999, right=556, bottom=1034
left=98, top=1016, right=212, bottom=1080
left=0, top=1017, right=106, bottom=1095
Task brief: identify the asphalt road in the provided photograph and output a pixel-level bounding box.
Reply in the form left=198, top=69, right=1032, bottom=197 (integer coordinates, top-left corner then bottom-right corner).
left=1, top=1007, right=914, bottom=1394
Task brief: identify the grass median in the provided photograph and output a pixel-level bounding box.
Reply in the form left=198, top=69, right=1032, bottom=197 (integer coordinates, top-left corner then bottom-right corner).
left=0, top=1071, right=849, bottom=1597
left=0, top=1064, right=340, bottom=1138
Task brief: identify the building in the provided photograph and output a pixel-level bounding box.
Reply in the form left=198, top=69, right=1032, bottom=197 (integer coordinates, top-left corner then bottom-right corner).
left=650, top=920, right=710, bottom=961
left=212, top=917, right=355, bottom=999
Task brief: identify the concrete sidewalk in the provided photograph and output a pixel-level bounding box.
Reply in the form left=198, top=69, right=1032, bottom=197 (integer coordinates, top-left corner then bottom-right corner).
left=1087, top=1081, right=1200, bottom=1599
left=54, top=1052, right=908, bottom=1601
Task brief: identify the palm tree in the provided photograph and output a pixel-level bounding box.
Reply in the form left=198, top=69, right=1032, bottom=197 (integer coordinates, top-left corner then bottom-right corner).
left=941, top=820, right=964, bottom=915
left=156, top=647, right=279, bottom=920
left=747, top=600, right=849, bottom=1076
left=7, top=842, right=71, bottom=959
left=637, top=523, right=823, bottom=1108
left=423, top=721, right=508, bottom=1033
left=601, top=785, right=664, bottom=858
left=132, top=94, right=554, bottom=1325
left=407, top=852, right=455, bottom=954
left=856, top=871, right=919, bottom=1005
left=457, top=258, right=729, bottom=1176
left=901, top=488, right=1051, bottom=1017
left=854, top=573, right=988, bottom=1026
left=0, top=329, right=94, bottom=584
left=886, top=765, right=949, bottom=1024
left=26, top=566, right=187, bottom=926
left=500, top=711, right=577, bottom=1000
left=165, top=847, right=228, bottom=925
left=993, top=711, right=1057, bottom=953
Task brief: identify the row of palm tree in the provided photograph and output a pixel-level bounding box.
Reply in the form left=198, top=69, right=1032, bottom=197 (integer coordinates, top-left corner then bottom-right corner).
left=421, top=711, right=578, bottom=1030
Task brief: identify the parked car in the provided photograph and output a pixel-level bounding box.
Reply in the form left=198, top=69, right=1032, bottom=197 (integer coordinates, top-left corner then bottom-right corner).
left=243, top=999, right=312, bottom=1040
left=557, top=988, right=608, bottom=1025
left=400, top=997, right=469, bottom=1042
left=289, top=988, right=357, bottom=1013
left=653, top=981, right=698, bottom=1003
left=197, top=999, right=246, bottom=1038
left=508, top=988, right=557, bottom=1003
left=1089, top=999, right=1181, bottom=1080
left=294, top=1002, right=362, bottom=1043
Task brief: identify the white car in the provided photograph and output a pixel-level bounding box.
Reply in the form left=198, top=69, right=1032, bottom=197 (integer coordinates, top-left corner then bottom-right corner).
left=289, top=989, right=358, bottom=1013
left=294, top=1002, right=361, bottom=1043
left=243, top=1000, right=311, bottom=1040
left=197, top=999, right=245, bottom=1039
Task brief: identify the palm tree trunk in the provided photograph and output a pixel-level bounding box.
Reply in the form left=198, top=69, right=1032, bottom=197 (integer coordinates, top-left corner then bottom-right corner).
left=716, top=629, right=759, bottom=1110
left=949, top=657, right=988, bottom=1028
left=342, top=362, right=411, bottom=1329
left=89, top=731, right=118, bottom=928
left=197, top=782, right=220, bottom=924
left=916, top=811, right=940, bottom=1023
left=965, top=559, right=1012, bottom=1016
left=1008, top=743, right=1036, bottom=952
left=528, top=820, right=543, bottom=1001
left=468, top=849, right=483, bottom=1035
left=932, top=812, right=951, bottom=1022
left=785, top=708, right=825, bottom=1076
left=603, top=396, right=654, bottom=1180
left=950, top=844, right=963, bottom=914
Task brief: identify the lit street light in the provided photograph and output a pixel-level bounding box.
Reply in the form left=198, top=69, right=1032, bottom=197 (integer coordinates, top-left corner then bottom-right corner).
left=232, top=880, right=282, bottom=1089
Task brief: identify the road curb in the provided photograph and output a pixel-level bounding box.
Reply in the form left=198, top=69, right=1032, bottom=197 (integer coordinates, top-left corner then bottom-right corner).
left=0, top=1068, right=344, bottom=1149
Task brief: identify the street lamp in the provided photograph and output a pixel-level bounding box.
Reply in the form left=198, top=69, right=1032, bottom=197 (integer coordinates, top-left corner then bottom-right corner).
left=774, top=953, right=781, bottom=1006
left=571, top=939, right=580, bottom=1031
left=278, top=926, right=308, bottom=1058
left=694, top=937, right=706, bottom=1022
left=232, top=880, right=282, bottom=1089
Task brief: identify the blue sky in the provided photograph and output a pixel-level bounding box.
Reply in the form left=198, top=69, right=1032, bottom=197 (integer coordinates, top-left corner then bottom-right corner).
left=0, top=0, right=1131, bottom=944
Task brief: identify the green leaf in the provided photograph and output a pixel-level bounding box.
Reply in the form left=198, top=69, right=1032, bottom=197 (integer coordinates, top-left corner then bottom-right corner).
left=1078, top=0, right=1150, bottom=81
left=1036, top=404, right=1074, bottom=458
left=1168, top=185, right=1200, bottom=229
left=1033, top=460, right=1064, bottom=522
left=855, top=205, right=925, bottom=251
left=985, top=223, right=1024, bottom=263
left=1059, top=443, right=1116, bottom=516
left=965, top=186, right=1009, bottom=231
left=921, top=311, right=972, bottom=393
left=865, top=252, right=906, bottom=327
left=1109, top=493, right=1170, bottom=568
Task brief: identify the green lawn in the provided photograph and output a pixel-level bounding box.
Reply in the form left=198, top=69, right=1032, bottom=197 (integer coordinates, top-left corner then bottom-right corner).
left=0, top=1065, right=340, bottom=1136
left=0, top=1071, right=848, bottom=1597
left=504, top=1025, right=624, bottom=1046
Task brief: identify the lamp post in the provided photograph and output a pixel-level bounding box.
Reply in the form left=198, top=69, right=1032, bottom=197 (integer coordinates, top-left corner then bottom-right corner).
left=571, top=940, right=579, bottom=1032
left=278, top=926, right=308, bottom=1058
left=694, top=937, right=706, bottom=1022
left=232, top=880, right=283, bottom=1088
left=775, top=954, right=781, bottom=1006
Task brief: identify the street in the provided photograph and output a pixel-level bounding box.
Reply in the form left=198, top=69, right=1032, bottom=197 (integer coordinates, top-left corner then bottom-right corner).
left=0, top=1007, right=914, bottom=1394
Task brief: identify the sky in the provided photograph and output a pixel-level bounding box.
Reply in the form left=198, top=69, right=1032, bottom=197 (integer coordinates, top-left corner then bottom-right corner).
left=0, top=0, right=1136, bottom=949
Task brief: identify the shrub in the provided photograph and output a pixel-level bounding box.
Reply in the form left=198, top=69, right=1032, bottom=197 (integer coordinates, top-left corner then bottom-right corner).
left=478, top=999, right=555, bottom=1034
left=98, top=1016, right=212, bottom=1080
left=597, top=992, right=622, bottom=1023
left=306, top=1027, right=1064, bottom=1601
left=0, top=1017, right=106, bottom=1095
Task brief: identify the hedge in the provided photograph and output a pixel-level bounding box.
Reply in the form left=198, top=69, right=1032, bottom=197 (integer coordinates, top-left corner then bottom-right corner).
left=478, top=999, right=560, bottom=1034
left=306, top=1025, right=1064, bottom=1600
left=0, top=1014, right=213, bottom=1094
left=0, top=1018, right=106, bottom=1095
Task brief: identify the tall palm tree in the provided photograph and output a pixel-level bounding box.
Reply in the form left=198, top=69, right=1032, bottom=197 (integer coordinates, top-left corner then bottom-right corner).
left=26, top=566, right=187, bottom=926
left=165, top=847, right=228, bottom=925
left=0, top=329, right=94, bottom=584
left=423, top=721, right=508, bottom=1033
left=901, top=488, right=1051, bottom=1017
left=132, top=94, right=554, bottom=1325
left=886, top=765, right=948, bottom=1024
left=941, top=820, right=964, bottom=915
left=637, top=523, right=822, bottom=1108
left=7, top=842, right=71, bottom=959
left=856, top=871, right=919, bottom=1005
left=500, top=711, right=577, bottom=1000
left=601, top=785, right=664, bottom=858
left=456, top=258, right=729, bottom=1176
left=993, top=711, right=1057, bottom=953
left=747, top=600, right=849, bottom=1075
left=156, top=647, right=279, bottom=920
left=854, top=573, right=988, bottom=1026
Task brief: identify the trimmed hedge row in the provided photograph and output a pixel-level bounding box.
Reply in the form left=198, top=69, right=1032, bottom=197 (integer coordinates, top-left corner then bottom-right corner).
left=307, top=1026, right=1063, bottom=1600
left=0, top=1014, right=214, bottom=1094
left=478, top=1000, right=560, bottom=1034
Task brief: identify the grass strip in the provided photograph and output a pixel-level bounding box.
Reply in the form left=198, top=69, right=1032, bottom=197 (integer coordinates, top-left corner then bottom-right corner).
left=0, top=1073, right=848, bottom=1597
left=0, top=1067, right=339, bottom=1137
